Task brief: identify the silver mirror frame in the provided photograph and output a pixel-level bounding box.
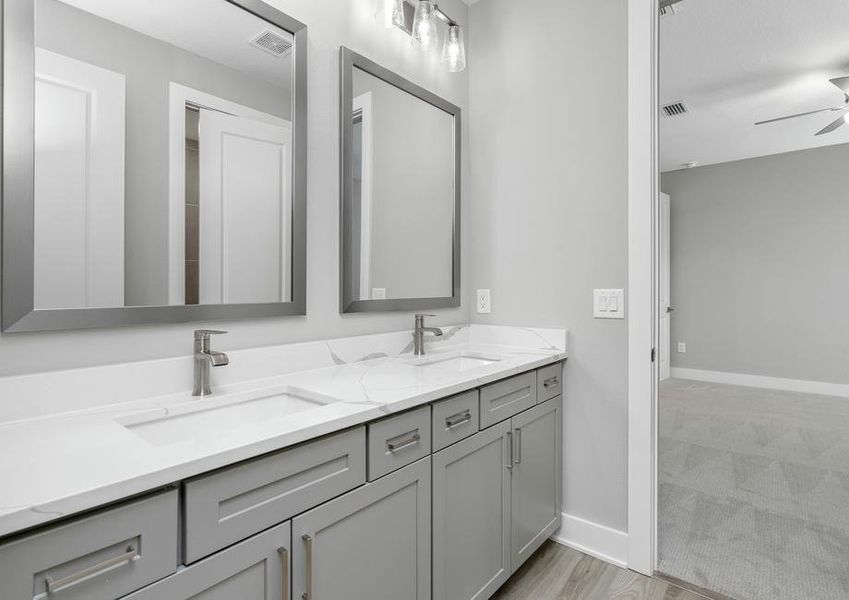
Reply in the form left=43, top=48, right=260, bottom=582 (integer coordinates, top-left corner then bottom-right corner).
left=339, top=47, right=461, bottom=314
left=1, top=0, right=308, bottom=332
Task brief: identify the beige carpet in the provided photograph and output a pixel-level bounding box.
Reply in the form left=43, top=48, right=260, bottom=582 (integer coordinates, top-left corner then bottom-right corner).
left=658, top=378, right=849, bottom=600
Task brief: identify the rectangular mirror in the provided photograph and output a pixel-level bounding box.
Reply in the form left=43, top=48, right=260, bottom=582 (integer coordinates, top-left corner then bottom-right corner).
left=340, top=47, right=460, bottom=313
left=2, top=0, right=307, bottom=331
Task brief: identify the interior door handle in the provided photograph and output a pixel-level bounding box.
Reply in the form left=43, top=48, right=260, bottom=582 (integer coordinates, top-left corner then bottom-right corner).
left=666, top=306, right=675, bottom=313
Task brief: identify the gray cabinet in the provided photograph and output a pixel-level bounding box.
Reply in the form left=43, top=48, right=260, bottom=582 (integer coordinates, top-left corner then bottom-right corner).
left=292, top=457, right=431, bottom=600
left=367, top=405, right=431, bottom=481
left=183, top=426, right=365, bottom=563
left=431, top=390, right=479, bottom=451
left=432, top=421, right=511, bottom=600
left=510, top=395, right=562, bottom=571
left=479, top=372, right=537, bottom=429
left=0, top=490, right=178, bottom=600
left=124, top=521, right=290, bottom=600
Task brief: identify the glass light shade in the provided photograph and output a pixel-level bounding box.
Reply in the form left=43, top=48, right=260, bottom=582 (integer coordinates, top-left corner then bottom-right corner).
left=411, top=0, right=438, bottom=51
left=375, top=0, right=405, bottom=30
left=442, top=25, right=466, bottom=72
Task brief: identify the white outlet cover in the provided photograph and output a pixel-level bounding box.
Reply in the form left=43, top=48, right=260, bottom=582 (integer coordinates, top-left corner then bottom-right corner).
left=677, top=342, right=686, bottom=353
left=371, top=288, right=386, bottom=300
left=476, top=289, right=491, bottom=314
left=594, top=289, right=625, bottom=319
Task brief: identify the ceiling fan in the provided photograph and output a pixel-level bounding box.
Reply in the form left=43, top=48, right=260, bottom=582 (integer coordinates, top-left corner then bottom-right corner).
left=755, top=77, right=849, bottom=135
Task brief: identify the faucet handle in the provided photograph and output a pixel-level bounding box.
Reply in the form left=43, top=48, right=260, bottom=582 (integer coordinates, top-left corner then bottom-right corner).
left=194, top=329, right=228, bottom=340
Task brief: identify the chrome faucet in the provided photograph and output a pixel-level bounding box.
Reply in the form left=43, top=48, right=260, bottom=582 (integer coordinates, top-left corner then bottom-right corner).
left=413, top=314, right=443, bottom=356
left=193, top=330, right=229, bottom=397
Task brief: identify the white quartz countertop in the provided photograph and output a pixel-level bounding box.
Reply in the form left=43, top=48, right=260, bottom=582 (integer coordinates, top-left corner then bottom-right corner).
left=0, top=325, right=566, bottom=538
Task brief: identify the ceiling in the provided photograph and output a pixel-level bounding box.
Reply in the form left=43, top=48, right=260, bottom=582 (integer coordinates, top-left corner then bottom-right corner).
left=660, top=0, right=849, bottom=172
left=59, top=0, right=293, bottom=90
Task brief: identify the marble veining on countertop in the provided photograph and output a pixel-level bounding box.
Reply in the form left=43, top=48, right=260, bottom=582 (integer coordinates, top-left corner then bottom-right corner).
left=0, top=324, right=567, bottom=539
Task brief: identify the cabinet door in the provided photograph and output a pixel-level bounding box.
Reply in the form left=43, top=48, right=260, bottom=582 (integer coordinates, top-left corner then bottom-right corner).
left=510, top=396, right=562, bottom=571
left=432, top=421, right=511, bottom=600
left=123, top=521, right=290, bottom=600
left=292, top=457, right=431, bottom=600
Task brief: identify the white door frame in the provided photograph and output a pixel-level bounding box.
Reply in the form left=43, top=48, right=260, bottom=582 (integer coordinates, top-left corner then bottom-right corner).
left=627, top=0, right=659, bottom=576
left=658, top=193, right=671, bottom=382
left=167, top=83, right=291, bottom=304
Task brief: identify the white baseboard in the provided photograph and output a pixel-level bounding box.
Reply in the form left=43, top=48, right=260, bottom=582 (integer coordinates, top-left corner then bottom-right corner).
left=550, top=513, right=629, bottom=568
left=670, top=367, right=849, bottom=398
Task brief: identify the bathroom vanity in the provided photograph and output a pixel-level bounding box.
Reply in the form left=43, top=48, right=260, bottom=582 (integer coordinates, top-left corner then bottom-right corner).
left=0, top=326, right=566, bottom=600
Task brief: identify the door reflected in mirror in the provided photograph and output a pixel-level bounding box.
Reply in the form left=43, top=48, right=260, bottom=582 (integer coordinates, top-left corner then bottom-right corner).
left=32, top=0, right=294, bottom=309
left=342, top=52, right=460, bottom=313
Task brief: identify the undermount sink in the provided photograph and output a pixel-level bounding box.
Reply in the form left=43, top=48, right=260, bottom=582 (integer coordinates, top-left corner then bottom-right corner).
left=117, top=386, right=335, bottom=446
left=412, top=352, right=502, bottom=373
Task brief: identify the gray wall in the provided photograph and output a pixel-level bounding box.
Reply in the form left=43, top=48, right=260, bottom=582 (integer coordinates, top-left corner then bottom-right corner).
left=0, top=0, right=470, bottom=375
left=662, top=143, right=849, bottom=384
left=37, top=0, right=292, bottom=306
left=469, top=0, right=629, bottom=532
left=352, top=68, right=454, bottom=299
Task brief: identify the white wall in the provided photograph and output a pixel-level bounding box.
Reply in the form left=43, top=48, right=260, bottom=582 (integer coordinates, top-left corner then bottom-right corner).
left=662, top=143, right=849, bottom=384
left=468, top=0, right=629, bottom=533
left=0, top=0, right=469, bottom=377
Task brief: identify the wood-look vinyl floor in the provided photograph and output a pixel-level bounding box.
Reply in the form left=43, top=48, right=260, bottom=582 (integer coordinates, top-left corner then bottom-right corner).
left=491, top=541, right=713, bottom=600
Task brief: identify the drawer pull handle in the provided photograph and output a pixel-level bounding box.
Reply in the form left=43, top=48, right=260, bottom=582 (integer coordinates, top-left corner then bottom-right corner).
left=44, top=545, right=137, bottom=594
left=386, top=430, right=421, bottom=453
left=278, top=546, right=289, bottom=600
left=514, top=428, right=523, bottom=464
left=445, top=410, right=472, bottom=429
left=543, top=376, right=559, bottom=388
left=301, top=535, right=313, bottom=600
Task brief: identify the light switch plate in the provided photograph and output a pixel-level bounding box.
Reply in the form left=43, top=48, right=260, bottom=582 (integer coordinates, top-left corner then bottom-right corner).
left=594, top=289, right=625, bottom=319
left=476, top=289, right=491, bottom=314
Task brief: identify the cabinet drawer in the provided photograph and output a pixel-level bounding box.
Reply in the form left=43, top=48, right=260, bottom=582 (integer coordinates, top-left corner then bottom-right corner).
left=124, top=520, right=290, bottom=600
left=537, top=363, right=562, bottom=402
left=432, top=390, right=479, bottom=451
left=183, top=427, right=365, bottom=563
left=0, top=490, right=178, bottom=600
left=479, top=371, right=537, bottom=429
left=368, top=406, right=431, bottom=481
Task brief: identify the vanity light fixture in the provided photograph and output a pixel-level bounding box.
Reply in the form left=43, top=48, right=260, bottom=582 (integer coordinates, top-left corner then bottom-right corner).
left=411, top=0, right=438, bottom=50
left=375, top=0, right=405, bottom=30
left=442, top=24, right=466, bottom=72
left=377, top=0, right=467, bottom=72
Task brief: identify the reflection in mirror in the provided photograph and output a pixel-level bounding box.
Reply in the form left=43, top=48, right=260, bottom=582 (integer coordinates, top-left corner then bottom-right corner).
left=341, top=49, right=460, bottom=312
left=32, top=0, right=294, bottom=310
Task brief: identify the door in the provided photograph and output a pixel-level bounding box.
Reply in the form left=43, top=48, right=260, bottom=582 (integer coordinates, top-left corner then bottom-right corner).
left=198, top=109, right=292, bottom=304
left=292, top=458, right=431, bottom=600
left=432, top=422, right=511, bottom=600
left=659, top=192, right=672, bottom=381
left=124, top=521, right=290, bottom=600
left=34, top=48, right=125, bottom=309
left=510, top=396, right=562, bottom=571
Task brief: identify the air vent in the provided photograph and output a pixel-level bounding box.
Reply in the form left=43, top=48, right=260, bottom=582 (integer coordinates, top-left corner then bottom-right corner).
left=249, top=30, right=293, bottom=58
left=661, top=101, right=690, bottom=118
left=659, top=0, right=683, bottom=16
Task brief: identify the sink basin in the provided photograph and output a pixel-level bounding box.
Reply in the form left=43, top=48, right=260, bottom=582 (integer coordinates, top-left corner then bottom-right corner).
left=117, top=386, right=334, bottom=446
left=413, top=352, right=502, bottom=373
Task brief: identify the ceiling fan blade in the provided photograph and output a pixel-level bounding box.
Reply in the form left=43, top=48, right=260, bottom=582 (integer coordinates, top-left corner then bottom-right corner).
left=755, top=107, right=843, bottom=126
left=829, top=76, right=849, bottom=95
left=815, top=113, right=848, bottom=136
